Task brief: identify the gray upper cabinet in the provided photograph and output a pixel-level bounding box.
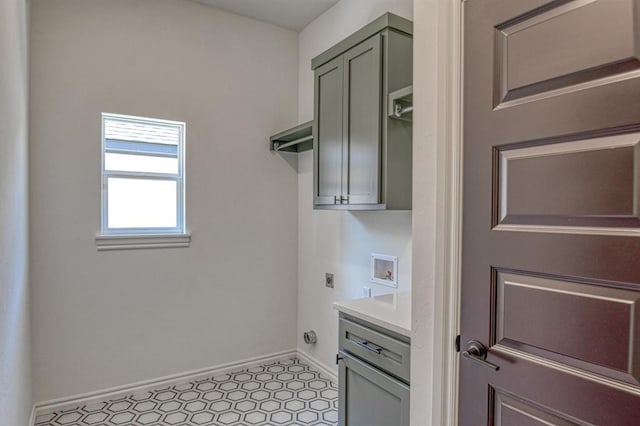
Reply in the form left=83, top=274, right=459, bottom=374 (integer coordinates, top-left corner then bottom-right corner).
left=312, top=13, right=413, bottom=210
left=343, top=35, right=382, bottom=205
left=314, top=56, right=343, bottom=205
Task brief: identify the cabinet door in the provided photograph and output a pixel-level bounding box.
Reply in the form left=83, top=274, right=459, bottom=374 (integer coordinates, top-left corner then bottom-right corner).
left=338, top=351, right=410, bottom=426
left=313, top=55, right=344, bottom=206
left=342, top=34, right=382, bottom=205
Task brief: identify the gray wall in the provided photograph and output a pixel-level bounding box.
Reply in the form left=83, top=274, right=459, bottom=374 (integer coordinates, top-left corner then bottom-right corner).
left=30, top=0, right=300, bottom=402
left=0, top=0, right=33, bottom=423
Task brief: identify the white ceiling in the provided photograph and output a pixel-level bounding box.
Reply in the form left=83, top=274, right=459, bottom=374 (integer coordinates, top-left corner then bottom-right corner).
left=193, top=0, right=340, bottom=31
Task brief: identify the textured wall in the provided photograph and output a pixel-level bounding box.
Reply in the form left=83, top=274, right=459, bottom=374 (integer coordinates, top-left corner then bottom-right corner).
left=30, top=0, right=300, bottom=402
left=0, top=0, right=33, bottom=423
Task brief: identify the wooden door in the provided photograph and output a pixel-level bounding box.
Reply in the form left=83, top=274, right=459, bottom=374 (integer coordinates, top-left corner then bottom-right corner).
left=342, top=35, right=382, bottom=205
left=460, top=0, right=640, bottom=424
left=314, top=55, right=344, bottom=206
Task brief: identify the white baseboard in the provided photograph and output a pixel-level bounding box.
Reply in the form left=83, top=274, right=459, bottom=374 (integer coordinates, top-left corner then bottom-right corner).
left=296, top=350, right=338, bottom=384
left=34, top=349, right=297, bottom=416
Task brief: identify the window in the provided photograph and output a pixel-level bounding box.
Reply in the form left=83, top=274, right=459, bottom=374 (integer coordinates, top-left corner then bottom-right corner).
left=101, top=113, right=186, bottom=237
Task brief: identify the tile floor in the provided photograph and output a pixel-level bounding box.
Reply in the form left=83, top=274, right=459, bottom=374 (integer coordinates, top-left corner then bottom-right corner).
left=35, top=358, right=338, bottom=426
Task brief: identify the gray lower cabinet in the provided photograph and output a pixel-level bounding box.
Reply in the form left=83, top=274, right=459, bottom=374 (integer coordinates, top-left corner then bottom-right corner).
left=338, top=313, right=410, bottom=426
left=312, top=13, right=413, bottom=210
left=339, top=352, right=410, bottom=426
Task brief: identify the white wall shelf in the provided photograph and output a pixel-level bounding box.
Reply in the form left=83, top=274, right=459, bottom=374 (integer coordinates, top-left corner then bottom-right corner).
left=270, top=121, right=314, bottom=153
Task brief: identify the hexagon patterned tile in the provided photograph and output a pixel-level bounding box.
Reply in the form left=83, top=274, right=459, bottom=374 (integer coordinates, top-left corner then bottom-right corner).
left=35, top=358, right=338, bottom=426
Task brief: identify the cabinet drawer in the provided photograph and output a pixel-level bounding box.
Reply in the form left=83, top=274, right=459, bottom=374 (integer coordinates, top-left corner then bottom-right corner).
left=339, top=317, right=410, bottom=383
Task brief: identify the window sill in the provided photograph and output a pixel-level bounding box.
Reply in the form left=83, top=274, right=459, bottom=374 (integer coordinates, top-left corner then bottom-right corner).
left=95, top=233, right=191, bottom=251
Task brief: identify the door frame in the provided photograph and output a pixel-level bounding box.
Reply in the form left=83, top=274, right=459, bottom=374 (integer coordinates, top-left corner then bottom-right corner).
left=413, top=0, right=464, bottom=424
left=436, top=0, right=463, bottom=423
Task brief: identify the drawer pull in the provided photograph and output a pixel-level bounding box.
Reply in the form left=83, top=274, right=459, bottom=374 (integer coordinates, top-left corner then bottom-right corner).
left=355, top=339, right=383, bottom=355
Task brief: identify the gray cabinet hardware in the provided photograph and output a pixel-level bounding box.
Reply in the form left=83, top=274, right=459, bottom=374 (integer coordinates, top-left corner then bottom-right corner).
left=354, top=339, right=382, bottom=354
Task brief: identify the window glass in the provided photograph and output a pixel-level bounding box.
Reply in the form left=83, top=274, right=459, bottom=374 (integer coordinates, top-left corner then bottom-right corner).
left=104, top=153, right=178, bottom=174
left=107, top=178, right=177, bottom=229
left=101, top=113, right=185, bottom=234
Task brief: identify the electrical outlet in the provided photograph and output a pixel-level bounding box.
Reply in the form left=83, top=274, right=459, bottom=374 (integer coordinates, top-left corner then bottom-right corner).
left=362, top=286, right=371, bottom=297
left=325, top=272, right=334, bottom=288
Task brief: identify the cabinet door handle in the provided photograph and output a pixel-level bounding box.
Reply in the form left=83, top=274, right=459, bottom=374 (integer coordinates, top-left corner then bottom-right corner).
left=334, top=195, right=340, bottom=204
left=340, top=196, right=349, bottom=204
left=355, top=339, right=383, bottom=355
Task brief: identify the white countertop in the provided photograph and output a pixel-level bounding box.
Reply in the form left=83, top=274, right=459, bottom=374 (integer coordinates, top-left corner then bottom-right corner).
left=333, top=292, right=411, bottom=337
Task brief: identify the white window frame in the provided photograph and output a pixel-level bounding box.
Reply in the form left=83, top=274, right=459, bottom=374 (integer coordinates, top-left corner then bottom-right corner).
left=99, top=113, right=187, bottom=244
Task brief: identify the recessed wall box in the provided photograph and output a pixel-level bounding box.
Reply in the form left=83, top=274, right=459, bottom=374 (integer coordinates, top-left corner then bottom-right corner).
left=371, top=253, right=398, bottom=288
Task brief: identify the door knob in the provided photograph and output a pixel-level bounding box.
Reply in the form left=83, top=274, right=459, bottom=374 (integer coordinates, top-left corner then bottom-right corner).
left=462, top=340, right=500, bottom=371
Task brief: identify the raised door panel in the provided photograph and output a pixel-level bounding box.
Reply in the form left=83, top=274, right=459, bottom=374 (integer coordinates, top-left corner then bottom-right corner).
left=314, top=56, right=344, bottom=206
left=494, top=0, right=640, bottom=108
left=492, top=390, right=577, bottom=426
left=494, top=129, right=640, bottom=231
left=343, top=35, right=382, bottom=205
left=494, top=270, right=640, bottom=384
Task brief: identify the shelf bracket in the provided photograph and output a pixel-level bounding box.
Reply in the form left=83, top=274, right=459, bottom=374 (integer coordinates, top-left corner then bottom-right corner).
left=269, top=121, right=314, bottom=153
left=388, top=85, right=413, bottom=122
